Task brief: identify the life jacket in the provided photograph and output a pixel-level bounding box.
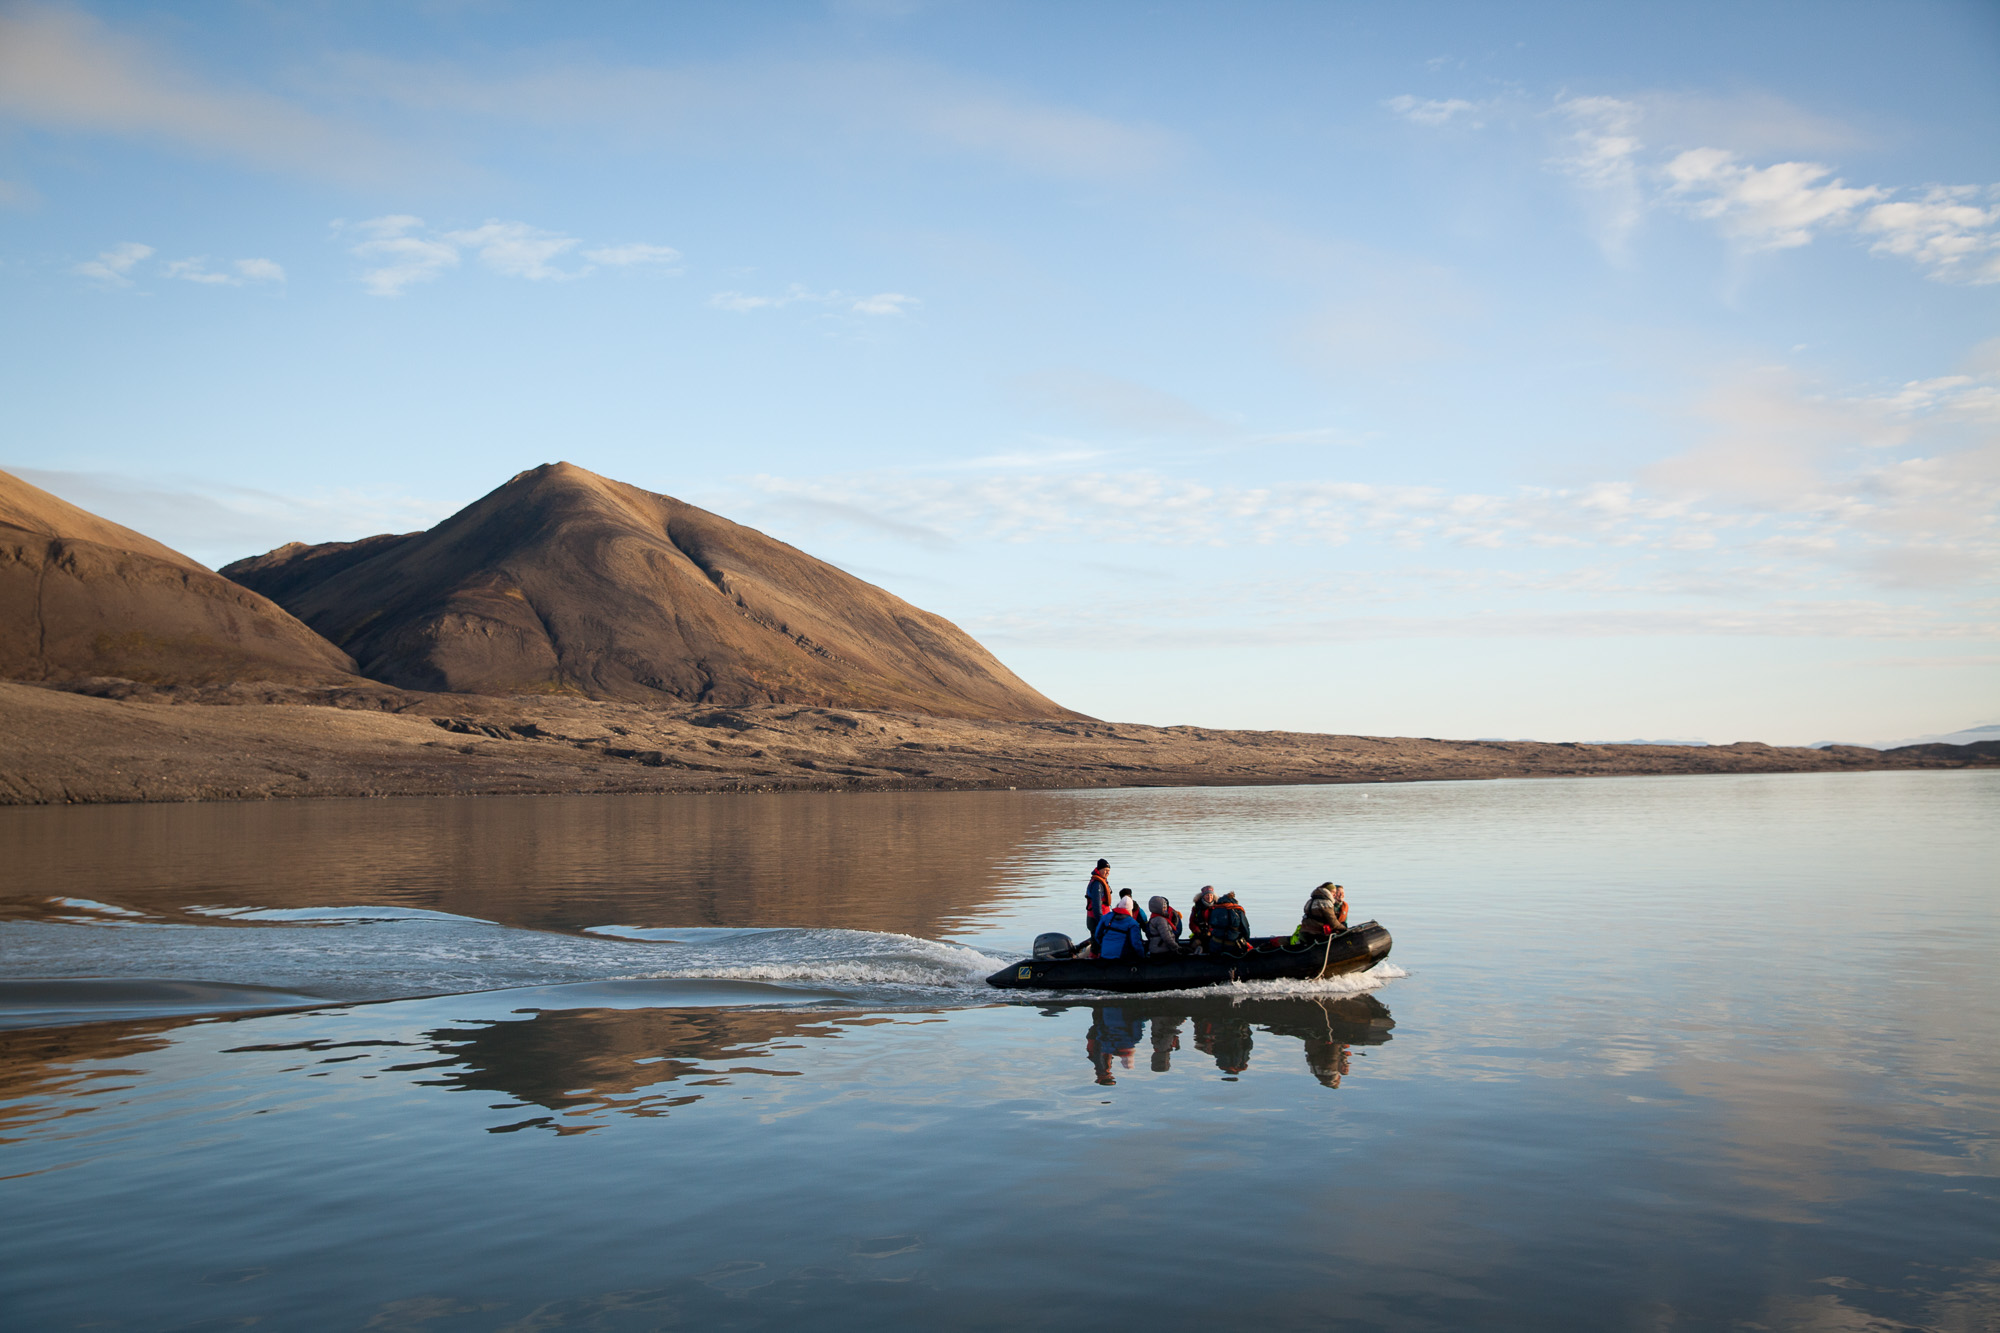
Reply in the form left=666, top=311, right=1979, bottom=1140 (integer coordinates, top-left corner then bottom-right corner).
left=1209, top=900, right=1250, bottom=942
left=1085, top=867, right=1112, bottom=916
left=1161, top=905, right=1184, bottom=937
left=1189, top=898, right=1216, bottom=936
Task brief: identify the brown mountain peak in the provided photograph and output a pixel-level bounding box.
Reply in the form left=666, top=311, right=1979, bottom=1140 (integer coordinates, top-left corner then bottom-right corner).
left=226, top=464, right=1080, bottom=721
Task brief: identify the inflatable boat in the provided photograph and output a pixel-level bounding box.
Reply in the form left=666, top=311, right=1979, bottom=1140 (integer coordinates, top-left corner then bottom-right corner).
left=985, top=920, right=1392, bottom=993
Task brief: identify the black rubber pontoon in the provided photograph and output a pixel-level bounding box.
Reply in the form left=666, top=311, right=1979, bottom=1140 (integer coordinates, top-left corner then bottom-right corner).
left=985, top=920, right=1392, bottom=993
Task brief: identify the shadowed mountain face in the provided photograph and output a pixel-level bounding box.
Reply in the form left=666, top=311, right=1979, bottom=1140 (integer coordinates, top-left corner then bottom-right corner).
left=0, top=469, right=360, bottom=687
left=224, top=462, right=1079, bottom=720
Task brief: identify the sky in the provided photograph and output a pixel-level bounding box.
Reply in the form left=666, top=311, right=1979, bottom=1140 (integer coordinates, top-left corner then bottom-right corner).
left=1, top=0, right=1996, bottom=745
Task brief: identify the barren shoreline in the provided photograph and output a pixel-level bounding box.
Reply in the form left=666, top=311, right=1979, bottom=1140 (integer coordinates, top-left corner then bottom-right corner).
left=2, top=678, right=1990, bottom=807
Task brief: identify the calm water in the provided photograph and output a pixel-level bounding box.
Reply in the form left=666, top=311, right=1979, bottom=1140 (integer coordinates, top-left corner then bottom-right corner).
left=1, top=772, right=1995, bottom=1330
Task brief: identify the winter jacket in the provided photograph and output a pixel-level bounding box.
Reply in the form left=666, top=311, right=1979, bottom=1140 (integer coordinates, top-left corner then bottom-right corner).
left=1094, top=909, right=1147, bottom=961
left=1189, top=895, right=1217, bottom=941
left=1145, top=898, right=1184, bottom=955
left=1206, top=898, right=1251, bottom=952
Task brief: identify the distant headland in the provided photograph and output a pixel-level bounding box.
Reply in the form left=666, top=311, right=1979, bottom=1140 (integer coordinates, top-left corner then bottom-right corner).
left=2, top=464, right=1991, bottom=805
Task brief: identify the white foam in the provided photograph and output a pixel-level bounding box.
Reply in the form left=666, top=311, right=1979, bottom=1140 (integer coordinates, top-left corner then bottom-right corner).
left=49, top=897, right=145, bottom=917
left=186, top=905, right=499, bottom=925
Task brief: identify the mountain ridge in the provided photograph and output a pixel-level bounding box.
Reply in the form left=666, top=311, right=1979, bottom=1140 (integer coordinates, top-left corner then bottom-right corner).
left=0, top=468, right=361, bottom=687
left=223, top=462, right=1081, bottom=721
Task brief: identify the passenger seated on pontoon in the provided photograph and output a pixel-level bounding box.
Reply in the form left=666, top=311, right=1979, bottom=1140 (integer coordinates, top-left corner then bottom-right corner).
left=1093, top=899, right=1148, bottom=961
left=1289, top=883, right=1349, bottom=945
left=1204, top=892, right=1251, bottom=955
left=1145, top=895, right=1184, bottom=955
left=1188, top=886, right=1218, bottom=948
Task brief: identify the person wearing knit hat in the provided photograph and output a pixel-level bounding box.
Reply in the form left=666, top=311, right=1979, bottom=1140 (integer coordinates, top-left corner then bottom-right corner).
left=1084, top=859, right=1113, bottom=939
left=1290, top=882, right=1349, bottom=945
left=1188, top=885, right=1218, bottom=949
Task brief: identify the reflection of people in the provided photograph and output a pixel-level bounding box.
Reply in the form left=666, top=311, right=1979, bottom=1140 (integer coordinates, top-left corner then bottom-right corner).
left=1289, top=883, right=1349, bottom=945
left=1093, top=899, right=1147, bottom=960
left=1086, top=1006, right=1143, bottom=1084
left=1188, top=886, right=1217, bottom=949
left=1145, top=895, right=1184, bottom=955
left=1205, top=892, right=1251, bottom=955
left=1085, top=859, right=1113, bottom=937
left=1149, top=1015, right=1183, bottom=1072
left=1303, top=1040, right=1351, bottom=1088
left=1193, top=1012, right=1253, bottom=1075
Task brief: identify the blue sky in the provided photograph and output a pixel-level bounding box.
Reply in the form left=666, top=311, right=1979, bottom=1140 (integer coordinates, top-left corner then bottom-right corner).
left=2, top=0, right=1996, bottom=744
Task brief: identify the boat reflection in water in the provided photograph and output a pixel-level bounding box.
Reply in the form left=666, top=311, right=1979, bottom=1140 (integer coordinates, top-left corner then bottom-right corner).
left=1062, top=992, right=1395, bottom=1087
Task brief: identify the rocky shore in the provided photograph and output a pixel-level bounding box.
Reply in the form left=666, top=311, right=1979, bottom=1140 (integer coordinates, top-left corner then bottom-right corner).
left=3, top=678, right=1989, bottom=806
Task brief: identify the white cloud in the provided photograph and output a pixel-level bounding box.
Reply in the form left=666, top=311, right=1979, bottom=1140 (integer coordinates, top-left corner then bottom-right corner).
left=708, top=284, right=920, bottom=316
left=343, top=215, right=460, bottom=296
left=73, top=241, right=152, bottom=285
left=1858, top=188, right=2000, bottom=284
left=339, top=216, right=676, bottom=295
left=1549, top=96, right=1645, bottom=255
left=233, top=257, right=286, bottom=283
left=852, top=292, right=920, bottom=315
left=1385, top=94, right=1484, bottom=128
left=581, top=242, right=683, bottom=267
left=162, top=256, right=286, bottom=286
left=1662, top=148, right=1882, bottom=250
left=443, top=220, right=580, bottom=280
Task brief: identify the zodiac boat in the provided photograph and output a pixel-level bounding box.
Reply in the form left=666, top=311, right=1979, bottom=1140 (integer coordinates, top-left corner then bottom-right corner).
left=984, top=921, right=1393, bottom=993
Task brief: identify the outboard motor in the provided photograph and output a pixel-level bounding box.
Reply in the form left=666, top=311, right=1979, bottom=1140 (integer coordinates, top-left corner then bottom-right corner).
left=1032, top=932, right=1075, bottom=960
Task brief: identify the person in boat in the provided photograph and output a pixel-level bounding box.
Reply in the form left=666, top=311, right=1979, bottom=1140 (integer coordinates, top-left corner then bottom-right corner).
left=1288, top=883, right=1349, bottom=946
left=1205, top=891, right=1251, bottom=955
left=1117, top=888, right=1149, bottom=929
left=1188, top=885, right=1218, bottom=949
left=1093, top=897, right=1148, bottom=962
left=1145, top=895, right=1184, bottom=955
left=1084, top=859, right=1113, bottom=937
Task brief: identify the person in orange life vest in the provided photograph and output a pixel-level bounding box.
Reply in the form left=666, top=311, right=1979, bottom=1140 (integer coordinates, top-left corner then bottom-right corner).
left=1093, top=898, right=1147, bottom=961
left=1084, top=860, right=1113, bottom=935
left=1145, top=895, right=1184, bottom=955
left=1204, top=892, right=1251, bottom=954
left=1188, top=886, right=1218, bottom=947
left=1116, top=888, right=1149, bottom=930
left=1289, top=883, right=1349, bottom=945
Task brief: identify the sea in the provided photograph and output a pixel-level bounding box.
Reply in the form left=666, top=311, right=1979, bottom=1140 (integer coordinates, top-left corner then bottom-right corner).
left=1, top=770, right=1994, bottom=1331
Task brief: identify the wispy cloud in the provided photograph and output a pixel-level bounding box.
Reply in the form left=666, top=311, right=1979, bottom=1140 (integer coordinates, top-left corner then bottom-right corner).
left=326, top=50, right=1177, bottom=180
left=0, top=4, right=425, bottom=185
left=338, top=216, right=680, bottom=296
left=2, top=466, right=455, bottom=567
left=1397, top=86, right=2000, bottom=282
left=72, top=240, right=152, bottom=285
left=163, top=256, right=285, bottom=286
left=708, top=284, right=920, bottom=316
left=1384, top=94, right=1485, bottom=128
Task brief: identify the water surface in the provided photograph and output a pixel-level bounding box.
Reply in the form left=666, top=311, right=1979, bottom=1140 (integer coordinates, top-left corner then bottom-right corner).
left=2, top=772, right=1994, bottom=1330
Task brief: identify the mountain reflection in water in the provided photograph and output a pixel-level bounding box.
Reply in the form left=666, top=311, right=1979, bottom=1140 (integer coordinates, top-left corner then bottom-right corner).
left=330, top=992, right=1394, bottom=1132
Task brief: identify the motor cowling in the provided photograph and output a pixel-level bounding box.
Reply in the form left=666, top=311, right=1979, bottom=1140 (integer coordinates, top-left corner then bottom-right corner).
left=1032, top=932, right=1074, bottom=959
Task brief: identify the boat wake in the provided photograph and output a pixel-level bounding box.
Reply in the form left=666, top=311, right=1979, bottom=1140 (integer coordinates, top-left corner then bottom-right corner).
left=1, top=900, right=1405, bottom=1028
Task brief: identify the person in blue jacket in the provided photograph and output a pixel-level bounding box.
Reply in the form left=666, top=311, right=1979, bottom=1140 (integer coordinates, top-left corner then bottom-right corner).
left=1093, top=899, right=1148, bottom=961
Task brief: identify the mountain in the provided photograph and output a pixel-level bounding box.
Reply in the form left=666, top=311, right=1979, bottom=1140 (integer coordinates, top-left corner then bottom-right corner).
left=0, top=468, right=360, bottom=686
left=223, top=462, right=1080, bottom=721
